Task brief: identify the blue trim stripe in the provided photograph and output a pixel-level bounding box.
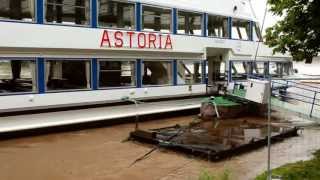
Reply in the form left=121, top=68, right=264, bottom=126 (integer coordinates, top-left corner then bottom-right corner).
left=173, top=60, right=178, bottom=85
left=91, top=0, right=98, bottom=28
left=92, top=58, right=98, bottom=90
left=172, top=8, right=178, bottom=34
left=249, top=21, right=253, bottom=41
left=135, top=3, right=142, bottom=31
left=228, top=17, right=232, bottom=39
left=228, top=60, right=232, bottom=83
left=136, top=59, right=142, bottom=88
left=37, top=58, right=45, bottom=93
left=202, top=13, right=208, bottom=37
left=36, top=0, right=44, bottom=24
left=202, top=60, right=207, bottom=84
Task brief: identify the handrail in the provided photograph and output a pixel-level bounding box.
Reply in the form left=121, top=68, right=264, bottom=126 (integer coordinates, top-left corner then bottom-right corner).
left=272, top=79, right=319, bottom=117
left=286, top=79, right=320, bottom=90
left=273, top=93, right=320, bottom=106
left=281, top=91, right=320, bottom=102
left=272, top=81, right=320, bottom=93
left=233, top=76, right=320, bottom=117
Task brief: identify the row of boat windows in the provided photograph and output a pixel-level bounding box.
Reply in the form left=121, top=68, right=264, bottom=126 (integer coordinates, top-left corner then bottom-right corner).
left=0, top=0, right=262, bottom=41
left=230, top=61, right=293, bottom=81
left=0, top=59, right=203, bottom=94
left=205, top=61, right=293, bottom=83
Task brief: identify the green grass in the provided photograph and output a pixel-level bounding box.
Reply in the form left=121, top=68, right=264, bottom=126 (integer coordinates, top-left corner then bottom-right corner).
left=198, top=169, right=231, bottom=180
left=255, top=150, right=320, bottom=180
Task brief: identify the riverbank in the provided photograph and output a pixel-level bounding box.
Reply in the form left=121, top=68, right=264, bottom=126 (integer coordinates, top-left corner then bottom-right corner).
left=255, top=149, right=320, bottom=180
left=0, top=113, right=319, bottom=180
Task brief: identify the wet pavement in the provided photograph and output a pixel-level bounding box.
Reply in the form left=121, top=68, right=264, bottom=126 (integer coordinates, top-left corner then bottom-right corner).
left=0, top=115, right=319, bottom=180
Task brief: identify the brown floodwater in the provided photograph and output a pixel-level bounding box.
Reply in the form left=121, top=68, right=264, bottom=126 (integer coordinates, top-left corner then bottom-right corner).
left=0, top=115, right=319, bottom=180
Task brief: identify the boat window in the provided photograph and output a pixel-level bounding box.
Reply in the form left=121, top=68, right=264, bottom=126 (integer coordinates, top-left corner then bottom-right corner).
left=231, top=61, right=249, bottom=80
left=99, top=60, right=136, bottom=88
left=252, top=22, right=263, bottom=41
left=270, top=62, right=282, bottom=77
left=232, top=19, right=250, bottom=40
left=142, top=6, right=171, bottom=33
left=252, top=62, right=268, bottom=77
left=269, top=62, right=292, bottom=78
left=177, top=60, right=202, bottom=85
left=45, top=0, right=90, bottom=25
left=98, top=0, right=135, bottom=29
left=177, top=11, right=202, bottom=36
left=231, top=61, right=271, bottom=80
left=207, top=15, right=229, bottom=38
left=0, top=59, right=37, bottom=94
left=45, top=59, right=91, bottom=91
left=142, top=61, right=172, bottom=86
left=0, top=0, right=35, bottom=22
left=209, top=60, right=226, bottom=82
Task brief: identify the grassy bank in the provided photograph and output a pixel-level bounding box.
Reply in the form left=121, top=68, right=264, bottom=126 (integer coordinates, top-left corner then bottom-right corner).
left=198, top=169, right=231, bottom=180
left=255, top=150, right=320, bottom=180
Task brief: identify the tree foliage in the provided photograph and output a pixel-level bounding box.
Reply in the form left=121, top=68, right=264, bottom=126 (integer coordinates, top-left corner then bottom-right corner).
left=265, top=0, right=320, bottom=63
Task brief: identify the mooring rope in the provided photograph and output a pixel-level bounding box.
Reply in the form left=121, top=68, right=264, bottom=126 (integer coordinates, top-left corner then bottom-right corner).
left=128, top=128, right=184, bottom=167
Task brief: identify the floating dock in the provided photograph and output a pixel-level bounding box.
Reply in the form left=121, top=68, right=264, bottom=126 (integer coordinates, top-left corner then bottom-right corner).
left=130, top=119, right=299, bottom=161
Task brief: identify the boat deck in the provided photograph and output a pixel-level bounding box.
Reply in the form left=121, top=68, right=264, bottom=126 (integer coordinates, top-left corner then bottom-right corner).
left=0, top=98, right=203, bottom=133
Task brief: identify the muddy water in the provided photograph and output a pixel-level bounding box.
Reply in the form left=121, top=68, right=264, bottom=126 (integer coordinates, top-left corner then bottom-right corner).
left=0, top=115, right=319, bottom=180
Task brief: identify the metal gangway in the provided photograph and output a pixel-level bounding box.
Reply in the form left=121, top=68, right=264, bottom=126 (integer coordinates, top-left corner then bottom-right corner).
left=271, top=79, right=320, bottom=119
left=231, top=76, right=320, bottom=120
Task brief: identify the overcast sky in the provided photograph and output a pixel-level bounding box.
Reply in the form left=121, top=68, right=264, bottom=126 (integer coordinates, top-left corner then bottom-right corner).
left=250, top=0, right=281, bottom=34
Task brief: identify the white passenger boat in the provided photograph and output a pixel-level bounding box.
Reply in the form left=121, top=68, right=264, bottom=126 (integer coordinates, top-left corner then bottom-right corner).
left=0, top=0, right=292, bottom=113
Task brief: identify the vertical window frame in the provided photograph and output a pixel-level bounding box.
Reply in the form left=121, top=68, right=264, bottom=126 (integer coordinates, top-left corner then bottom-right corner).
left=253, top=21, right=263, bottom=42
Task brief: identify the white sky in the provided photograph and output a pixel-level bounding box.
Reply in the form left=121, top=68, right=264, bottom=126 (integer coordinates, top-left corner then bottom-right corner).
left=250, top=0, right=281, bottom=34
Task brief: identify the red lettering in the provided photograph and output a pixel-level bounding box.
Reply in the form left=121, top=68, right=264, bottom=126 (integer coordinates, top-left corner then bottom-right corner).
left=148, top=33, right=157, bottom=48
left=159, top=34, right=162, bottom=49
left=127, top=31, right=135, bottom=48
left=138, top=33, right=146, bottom=48
left=100, top=30, right=173, bottom=49
left=164, top=35, right=173, bottom=49
left=114, top=31, right=123, bottom=48
left=100, top=30, right=111, bottom=47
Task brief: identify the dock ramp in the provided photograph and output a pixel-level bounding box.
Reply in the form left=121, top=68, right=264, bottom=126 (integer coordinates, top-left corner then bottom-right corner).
left=271, top=79, right=320, bottom=120
left=232, top=78, right=320, bottom=120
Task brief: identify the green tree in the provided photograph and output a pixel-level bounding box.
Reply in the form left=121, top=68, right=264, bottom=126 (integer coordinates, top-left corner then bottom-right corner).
left=265, top=0, right=320, bottom=63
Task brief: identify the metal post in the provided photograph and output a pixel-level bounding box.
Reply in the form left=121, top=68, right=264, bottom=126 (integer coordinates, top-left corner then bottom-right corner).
left=121, top=97, right=140, bottom=130
left=134, top=100, right=139, bottom=130
left=310, top=92, right=317, bottom=117
left=267, top=75, right=272, bottom=180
